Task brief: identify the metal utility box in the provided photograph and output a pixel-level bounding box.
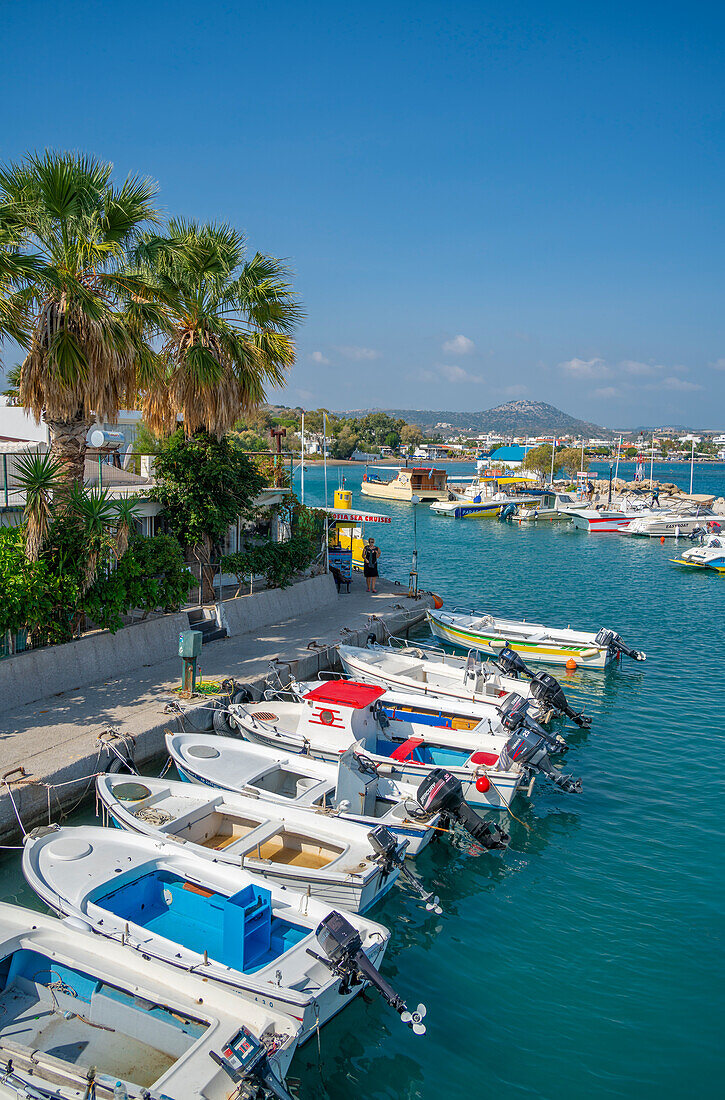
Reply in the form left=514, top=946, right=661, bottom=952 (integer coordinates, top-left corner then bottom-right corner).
left=178, top=630, right=203, bottom=659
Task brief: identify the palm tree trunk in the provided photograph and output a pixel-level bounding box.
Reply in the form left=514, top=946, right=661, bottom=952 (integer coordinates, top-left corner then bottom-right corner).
left=45, top=411, right=92, bottom=498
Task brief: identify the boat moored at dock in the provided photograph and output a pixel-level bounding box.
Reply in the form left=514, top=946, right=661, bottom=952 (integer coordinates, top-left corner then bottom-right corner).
left=95, top=772, right=408, bottom=912
left=0, top=901, right=300, bottom=1100
left=670, top=532, right=725, bottom=571
left=361, top=466, right=449, bottom=501
left=427, top=608, right=646, bottom=669
left=22, top=826, right=413, bottom=1045
left=164, top=733, right=441, bottom=856
left=337, top=640, right=590, bottom=726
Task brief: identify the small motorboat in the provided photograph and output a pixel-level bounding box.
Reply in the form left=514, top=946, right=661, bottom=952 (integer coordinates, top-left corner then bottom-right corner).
left=96, top=772, right=410, bottom=913
left=227, top=681, right=582, bottom=807
left=427, top=608, right=645, bottom=670
left=23, top=826, right=423, bottom=1046
left=620, top=507, right=722, bottom=538
left=336, top=640, right=589, bottom=725
left=0, top=901, right=300, bottom=1100
left=515, top=490, right=578, bottom=522
left=164, top=733, right=441, bottom=856
left=166, top=732, right=510, bottom=852
left=670, top=532, right=725, bottom=572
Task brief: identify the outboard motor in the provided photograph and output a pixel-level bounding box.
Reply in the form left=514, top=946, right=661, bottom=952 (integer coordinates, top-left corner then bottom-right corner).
left=310, top=911, right=427, bottom=1034
left=210, top=1025, right=296, bottom=1100
left=499, top=693, right=568, bottom=752
left=367, top=825, right=442, bottom=913
left=499, top=728, right=582, bottom=793
left=594, top=628, right=646, bottom=663
left=529, top=671, right=591, bottom=728
left=494, top=645, right=534, bottom=680
left=415, top=769, right=509, bottom=850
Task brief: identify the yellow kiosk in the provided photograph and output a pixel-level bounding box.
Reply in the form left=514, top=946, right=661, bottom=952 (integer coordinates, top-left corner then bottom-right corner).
left=325, top=489, right=392, bottom=579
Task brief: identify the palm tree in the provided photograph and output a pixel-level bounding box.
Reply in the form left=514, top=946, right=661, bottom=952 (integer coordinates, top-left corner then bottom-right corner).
left=0, top=150, right=159, bottom=495
left=13, top=451, right=62, bottom=560
left=134, top=221, right=302, bottom=437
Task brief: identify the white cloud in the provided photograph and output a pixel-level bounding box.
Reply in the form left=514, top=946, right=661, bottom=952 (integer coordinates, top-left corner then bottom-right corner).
left=335, top=345, right=380, bottom=361
left=709, top=358, right=725, bottom=371
left=442, top=334, right=475, bottom=355
left=559, top=357, right=607, bottom=377
left=309, top=351, right=330, bottom=364
left=662, top=376, right=702, bottom=391
left=619, top=360, right=662, bottom=376
left=593, top=386, right=620, bottom=399
left=501, top=384, right=528, bottom=397
left=439, top=364, right=483, bottom=384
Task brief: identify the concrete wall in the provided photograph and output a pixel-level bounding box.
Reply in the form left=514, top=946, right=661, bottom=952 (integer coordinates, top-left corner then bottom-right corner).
left=0, top=574, right=339, bottom=709
left=221, top=572, right=338, bottom=636
left=0, top=612, right=191, bottom=709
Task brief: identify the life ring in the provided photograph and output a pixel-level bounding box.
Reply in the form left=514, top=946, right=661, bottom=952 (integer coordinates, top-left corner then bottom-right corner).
left=430, top=592, right=444, bottom=609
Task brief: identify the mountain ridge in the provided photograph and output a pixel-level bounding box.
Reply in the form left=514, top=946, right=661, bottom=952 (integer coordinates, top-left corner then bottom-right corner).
left=336, top=400, right=612, bottom=437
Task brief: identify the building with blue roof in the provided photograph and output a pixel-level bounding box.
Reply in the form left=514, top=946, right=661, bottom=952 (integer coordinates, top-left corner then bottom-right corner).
left=487, top=444, right=534, bottom=468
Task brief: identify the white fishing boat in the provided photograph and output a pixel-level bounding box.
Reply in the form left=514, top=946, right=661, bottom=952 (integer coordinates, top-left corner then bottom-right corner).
left=427, top=608, right=646, bottom=670
left=96, top=773, right=407, bottom=913
left=0, top=902, right=300, bottom=1100
left=670, top=532, right=725, bottom=572
left=23, top=826, right=421, bottom=1045
left=226, top=681, right=582, bottom=806
left=336, top=641, right=590, bottom=726
left=164, top=733, right=440, bottom=856
left=618, top=504, right=722, bottom=538
left=361, top=466, right=449, bottom=501
left=515, top=490, right=578, bottom=522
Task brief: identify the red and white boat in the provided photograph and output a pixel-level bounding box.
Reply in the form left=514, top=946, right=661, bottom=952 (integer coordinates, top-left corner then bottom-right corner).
left=567, top=507, right=632, bottom=533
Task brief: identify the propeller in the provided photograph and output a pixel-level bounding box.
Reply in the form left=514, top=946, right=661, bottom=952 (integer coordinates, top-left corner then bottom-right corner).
left=424, top=894, right=442, bottom=915
left=401, top=1004, right=427, bottom=1035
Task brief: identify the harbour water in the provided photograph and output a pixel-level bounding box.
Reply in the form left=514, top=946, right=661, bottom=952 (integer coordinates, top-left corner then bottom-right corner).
left=2, top=460, right=724, bottom=1098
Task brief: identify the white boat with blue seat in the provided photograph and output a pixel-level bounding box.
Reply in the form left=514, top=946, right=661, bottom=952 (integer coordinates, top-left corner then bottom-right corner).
left=22, top=826, right=409, bottom=1045
left=0, top=901, right=300, bottom=1100
left=163, top=734, right=440, bottom=857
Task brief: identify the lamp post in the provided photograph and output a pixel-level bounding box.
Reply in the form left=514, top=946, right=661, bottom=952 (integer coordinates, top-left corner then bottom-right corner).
left=409, top=494, right=421, bottom=597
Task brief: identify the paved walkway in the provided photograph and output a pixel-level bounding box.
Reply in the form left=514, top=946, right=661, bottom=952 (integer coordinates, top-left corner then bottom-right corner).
left=0, top=577, right=432, bottom=841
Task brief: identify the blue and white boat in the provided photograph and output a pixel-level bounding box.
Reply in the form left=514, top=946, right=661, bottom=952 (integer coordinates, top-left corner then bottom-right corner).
left=22, top=826, right=408, bottom=1045
left=0, top=901, right=300, bottom=1100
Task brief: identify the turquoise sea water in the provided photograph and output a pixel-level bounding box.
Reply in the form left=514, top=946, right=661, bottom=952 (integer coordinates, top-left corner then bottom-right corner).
left=1, top=460, right=723, bottom=1099
left=285, top=460, right=725, bottom=1099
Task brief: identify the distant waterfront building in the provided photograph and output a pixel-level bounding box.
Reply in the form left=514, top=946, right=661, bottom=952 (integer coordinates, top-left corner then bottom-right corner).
left=488, top=444, right=534, bottom=469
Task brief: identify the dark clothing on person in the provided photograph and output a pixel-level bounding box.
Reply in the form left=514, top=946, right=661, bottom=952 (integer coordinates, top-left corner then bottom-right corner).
left=363, top=545, right=380, bottom=577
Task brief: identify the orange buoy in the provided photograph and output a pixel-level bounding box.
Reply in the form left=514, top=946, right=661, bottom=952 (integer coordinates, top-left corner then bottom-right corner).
left=660, top=536, right=665, bottom=544
left=475, top=774, right=491, bottom=793
left=566, top=658, right=578, bottom=671
left=431, top=592, right=444, bottom=609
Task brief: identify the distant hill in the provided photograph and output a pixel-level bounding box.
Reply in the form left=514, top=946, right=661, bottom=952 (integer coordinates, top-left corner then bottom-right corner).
left=339, top=400, right=612, bottom=438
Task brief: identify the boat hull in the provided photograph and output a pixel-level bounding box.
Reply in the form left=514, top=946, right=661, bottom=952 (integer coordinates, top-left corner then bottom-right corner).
left=233, top=726, right=521, bottom=810
left=361, top=482, right=449, bottom=501
left=427, top=611, right=611, bottom=669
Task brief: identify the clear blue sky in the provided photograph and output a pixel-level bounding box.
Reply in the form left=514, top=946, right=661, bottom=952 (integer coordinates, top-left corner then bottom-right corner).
left=3, top=0, right=724, bottom=428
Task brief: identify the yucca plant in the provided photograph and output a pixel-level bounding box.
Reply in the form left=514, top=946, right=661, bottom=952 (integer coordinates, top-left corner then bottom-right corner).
left=112, top=495, right=142, bottom=559
left=0, top=150, right=160, bottom=495
left=68, top=484, right=118, bottom=590
left=13, top=451, right=63, bottom=561
left=133, top=220, right=302, bottom=437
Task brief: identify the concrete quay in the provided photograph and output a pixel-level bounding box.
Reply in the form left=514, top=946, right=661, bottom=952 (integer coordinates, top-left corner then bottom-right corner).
left=0, top=573, right=434, bottom=844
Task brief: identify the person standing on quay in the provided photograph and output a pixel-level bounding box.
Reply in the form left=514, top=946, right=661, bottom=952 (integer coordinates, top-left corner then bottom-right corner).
left=363, top=537, right=381, bottom=593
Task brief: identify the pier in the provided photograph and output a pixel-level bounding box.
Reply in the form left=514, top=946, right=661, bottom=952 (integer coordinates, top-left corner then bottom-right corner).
left=0, top=575, right=433, bottom=844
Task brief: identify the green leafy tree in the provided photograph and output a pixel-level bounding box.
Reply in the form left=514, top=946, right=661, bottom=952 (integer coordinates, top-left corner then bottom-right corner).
left=153, top=430, right=265, bottom=602
left=0, top=150, right=159, bottom=494
left=558, top=447, right=589, bottom=477
left=330, top=423, right=360, bottom=459
left=13, top=451, right=62, bottom=561
left=523, top=444, right=553, bottom=476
